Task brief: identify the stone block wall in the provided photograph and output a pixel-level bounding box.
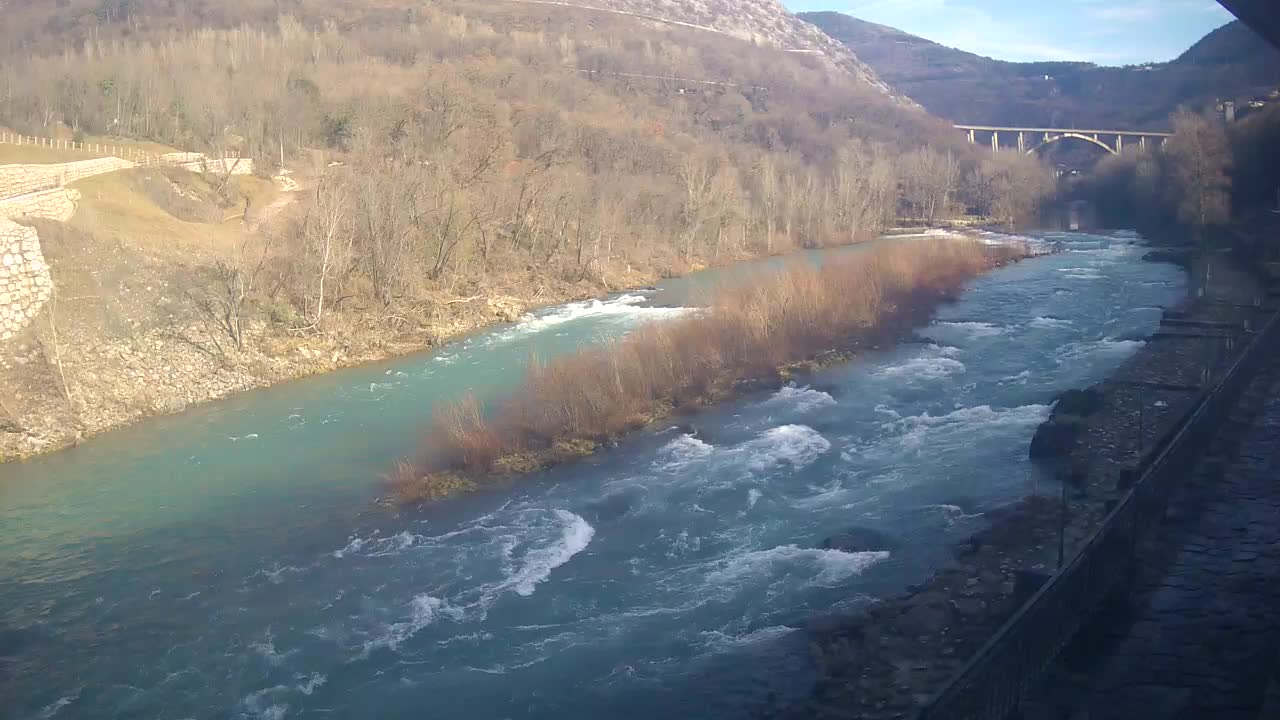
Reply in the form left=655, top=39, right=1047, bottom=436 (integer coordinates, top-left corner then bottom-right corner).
left=170, top=156, right=257, bottom=176
left=0, top=218, right=53, bottom=341
left=0, top=146, right=250, bottom=345
left=0, top=188, right=80, bottom=222
left=0, top=157, right=136, bottom=198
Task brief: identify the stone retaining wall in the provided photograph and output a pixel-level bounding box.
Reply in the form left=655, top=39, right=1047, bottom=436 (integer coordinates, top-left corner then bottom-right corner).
left=0, top=218, right=53, bottom=341
left=0, top=147, right=251, bottom=346
left=0, top=188, right=80, bottom=222
left=166, top=155, right=256, bottom=176
left=0, top=157, right=135, bottom=198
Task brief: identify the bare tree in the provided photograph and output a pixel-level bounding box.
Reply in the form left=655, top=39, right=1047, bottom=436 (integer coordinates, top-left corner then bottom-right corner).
left=901, top=147, right=959, bottom=221
left=754, top=156, right=780, bottom=254
left=1165, top=110, right=1232, bottom=238
left=297, top=173, right=351, bottom=329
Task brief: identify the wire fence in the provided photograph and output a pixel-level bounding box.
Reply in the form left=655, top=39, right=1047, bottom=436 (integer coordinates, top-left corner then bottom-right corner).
left=0, top=131, right=167, bottom=166
left=915, top=301, right=1280, bottom=720
left=0, top=132, right=243, bottom=169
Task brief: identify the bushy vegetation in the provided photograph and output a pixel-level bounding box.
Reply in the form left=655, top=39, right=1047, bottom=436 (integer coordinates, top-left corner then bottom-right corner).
left=0, top=0, right=1059, bottom=453
left=0, top=2, right=1056, bottom=342
left=1073, top=109, right=1280, bottom=242
left=400, top=238, right=1027, bottom=499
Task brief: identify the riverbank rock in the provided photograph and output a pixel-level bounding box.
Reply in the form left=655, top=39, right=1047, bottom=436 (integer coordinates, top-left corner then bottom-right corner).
left=1053, top=387, right=1105, bottom=417
left=1029, top=388, right=1104, bottom=460
left=486, top=296, right=525, bottom=323
left=1144, top=247, right=1194, bottom=269
left=898, top=591, right=952, bottom=636
left=1029, top=415, right=1085, bottom=459
left=822, top=527, right=898, bottom=554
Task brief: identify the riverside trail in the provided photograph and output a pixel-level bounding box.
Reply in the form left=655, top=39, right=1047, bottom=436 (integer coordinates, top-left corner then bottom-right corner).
left=0, top=231, right=1185, bottom=720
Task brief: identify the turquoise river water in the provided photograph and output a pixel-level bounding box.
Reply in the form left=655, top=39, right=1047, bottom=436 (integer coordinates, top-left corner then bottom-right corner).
left=0, top=231, right=1186, bottom=720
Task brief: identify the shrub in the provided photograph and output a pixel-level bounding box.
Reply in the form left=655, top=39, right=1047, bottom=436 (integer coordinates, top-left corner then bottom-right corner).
left=418, top=238, right=1024, bottom=481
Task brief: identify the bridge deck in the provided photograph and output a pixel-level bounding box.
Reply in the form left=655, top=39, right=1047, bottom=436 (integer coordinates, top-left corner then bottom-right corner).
left=953, top=125, right=1174, bottom=136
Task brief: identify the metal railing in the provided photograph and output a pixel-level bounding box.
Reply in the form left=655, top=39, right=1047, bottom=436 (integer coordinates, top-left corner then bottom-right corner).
left=916, top=303, right=1280, bottom=720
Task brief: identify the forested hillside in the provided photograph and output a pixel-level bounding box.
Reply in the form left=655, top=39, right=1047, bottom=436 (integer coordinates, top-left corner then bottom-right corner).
left=0, top=0, right=1055, bottom=457
left=804, top=12, right=1280, bottom=130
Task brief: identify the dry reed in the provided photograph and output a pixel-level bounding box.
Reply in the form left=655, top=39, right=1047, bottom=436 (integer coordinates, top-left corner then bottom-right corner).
left=401, top=238, right=1027, bottom=499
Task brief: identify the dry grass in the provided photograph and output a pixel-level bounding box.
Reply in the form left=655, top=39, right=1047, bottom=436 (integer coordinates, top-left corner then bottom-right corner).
left=69, top=170, right=271, bottom=260
left=0, top=144, right=105, bottom=164
left=398, top=238, right=1027, bottom=500
left=0, top=131, right=180, bottom=165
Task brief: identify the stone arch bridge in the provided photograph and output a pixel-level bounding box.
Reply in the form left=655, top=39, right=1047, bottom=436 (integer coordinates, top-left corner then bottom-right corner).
left=956, top=125, right=1174, bottom=155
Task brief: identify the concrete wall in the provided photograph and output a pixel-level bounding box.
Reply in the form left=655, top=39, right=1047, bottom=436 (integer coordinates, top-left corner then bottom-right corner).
left=0, top=218, right=53, bottom=341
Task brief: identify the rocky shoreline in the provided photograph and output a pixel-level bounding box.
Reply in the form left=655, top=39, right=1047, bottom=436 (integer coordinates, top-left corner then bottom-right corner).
left=797, top=248, right=1278, bottom=719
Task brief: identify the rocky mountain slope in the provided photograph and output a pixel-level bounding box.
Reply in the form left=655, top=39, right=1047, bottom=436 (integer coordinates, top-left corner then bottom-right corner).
left=803, top=12, right=1280, bottom=129
left=563, top=0, right=901, bottom=97
left=0, top=0, right=980, bottom=458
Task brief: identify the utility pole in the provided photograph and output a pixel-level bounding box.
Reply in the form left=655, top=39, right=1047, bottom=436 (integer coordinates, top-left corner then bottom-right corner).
left=1058, top=478, right=1067, bottom=570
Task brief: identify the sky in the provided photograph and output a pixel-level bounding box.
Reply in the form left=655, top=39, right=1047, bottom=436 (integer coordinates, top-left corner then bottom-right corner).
left=781, top=0, right=1237, bottom=66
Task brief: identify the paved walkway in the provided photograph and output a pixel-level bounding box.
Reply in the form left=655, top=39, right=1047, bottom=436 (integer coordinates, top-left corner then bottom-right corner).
left=1021, top=363, right=1280, bottom=720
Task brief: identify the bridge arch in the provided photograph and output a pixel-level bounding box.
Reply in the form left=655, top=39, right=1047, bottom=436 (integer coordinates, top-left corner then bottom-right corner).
left=1026, top=132, right=1118, bottom=156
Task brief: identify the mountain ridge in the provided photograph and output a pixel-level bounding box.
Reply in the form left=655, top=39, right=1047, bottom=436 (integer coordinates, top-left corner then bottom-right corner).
left=802, top=12, right=1280, bottom=129
left=505, top=0, right=910, bottom=101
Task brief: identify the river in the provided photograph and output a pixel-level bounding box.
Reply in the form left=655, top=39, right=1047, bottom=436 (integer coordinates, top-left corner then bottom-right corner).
left=0, top=231, right=1185, bottom=720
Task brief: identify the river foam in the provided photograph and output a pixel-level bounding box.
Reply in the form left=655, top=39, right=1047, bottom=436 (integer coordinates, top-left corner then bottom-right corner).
left=1029, top=316, right=1073, bottom=330
left=932, top=321, right=1006, bottom=339
left=505, top=510, right=596, bottom=597
left=1056, top=338, right=1146, bottom=364
left=740, top=425, right=831, bottom=472
left=878, top=404, right=1052, bottom=454
left=763, top=385, right=837, bottom=414
left=876, top=354, right=967, bottom=381
left=362, top=594, right=467, bottom=655
left=656, top=434, right=715, bottom=473
left=705, top=545, right=889, bottom=589
left=496, top=294, right=688, bottom=341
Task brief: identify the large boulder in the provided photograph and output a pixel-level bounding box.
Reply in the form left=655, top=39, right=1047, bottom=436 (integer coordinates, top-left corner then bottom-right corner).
left=1029, top=414, right=1085, bottom=460
left=821, top=526, right=898, bottom=553
left=1143, top=248, right=1193, bottom=269
left=897, top=591, right=952, bottom=636
left=1053, top=387, right=1105, bottom=417
left=486, top=296, right=525, bottom=323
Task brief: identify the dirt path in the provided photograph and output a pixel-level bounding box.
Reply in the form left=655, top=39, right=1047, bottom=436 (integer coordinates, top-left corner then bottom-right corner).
left=245, top=172, right=299, bottom=232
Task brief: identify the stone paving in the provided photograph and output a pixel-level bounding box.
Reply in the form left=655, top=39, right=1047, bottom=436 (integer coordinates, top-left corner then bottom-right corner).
left=1020, top=363, right=1280, bottom=720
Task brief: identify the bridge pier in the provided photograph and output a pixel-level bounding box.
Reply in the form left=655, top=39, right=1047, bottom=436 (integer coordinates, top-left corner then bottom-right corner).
left=991, top=131, right=999, bottom=152
left=1140, top=136, right=1146, bottom=151
left=1018, top=131, right=1025, bottom=153
left=968, top=129, right=975, bottom=144
left=1117, top=134, right=1124, bottom=154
